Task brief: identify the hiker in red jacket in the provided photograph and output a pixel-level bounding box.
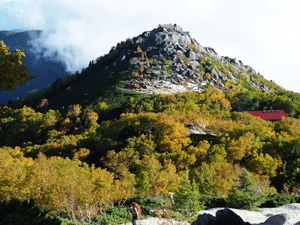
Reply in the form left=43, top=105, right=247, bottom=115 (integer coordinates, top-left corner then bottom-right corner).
left=127, top=203, right=139, bottom=225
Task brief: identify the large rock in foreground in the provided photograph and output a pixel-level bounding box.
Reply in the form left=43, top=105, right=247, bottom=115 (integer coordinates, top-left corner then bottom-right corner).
left=192, top=209, right=250, bottom=225
left=192, top=206, right=300, bottom=225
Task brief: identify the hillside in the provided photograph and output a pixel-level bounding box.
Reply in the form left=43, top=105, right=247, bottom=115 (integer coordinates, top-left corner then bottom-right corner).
left=17, top=24, right=286, bottom=111
left=1, top=24, right=300, bottom=224
left=0, top=30, right=68, bottom=104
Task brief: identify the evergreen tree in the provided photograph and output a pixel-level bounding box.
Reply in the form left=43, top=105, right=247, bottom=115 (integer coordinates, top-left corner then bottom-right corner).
left=227, top=168, right=265, bottom=209
left=173, top=170, right=204, bottom=216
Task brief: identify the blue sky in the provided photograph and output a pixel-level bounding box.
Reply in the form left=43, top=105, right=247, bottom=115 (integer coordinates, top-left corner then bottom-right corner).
left=1, top=0, right=300, bottom=93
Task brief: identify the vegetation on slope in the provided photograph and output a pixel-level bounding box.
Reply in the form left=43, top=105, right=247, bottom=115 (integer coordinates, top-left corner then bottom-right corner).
left=1, top=88, right=300, bottom=223
left=1, top=26, right=300, bottom=224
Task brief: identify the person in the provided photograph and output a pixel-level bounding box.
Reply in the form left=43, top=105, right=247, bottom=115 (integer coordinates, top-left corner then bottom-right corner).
left=127, top=203, right=139, bottom=225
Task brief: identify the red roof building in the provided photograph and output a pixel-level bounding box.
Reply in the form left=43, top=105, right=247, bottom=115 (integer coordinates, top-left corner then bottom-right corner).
left=246, top=110, right=288, bottom=121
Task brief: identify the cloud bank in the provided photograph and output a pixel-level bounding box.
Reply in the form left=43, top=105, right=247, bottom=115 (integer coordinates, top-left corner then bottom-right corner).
left=1, top=0, right=300, bottom=92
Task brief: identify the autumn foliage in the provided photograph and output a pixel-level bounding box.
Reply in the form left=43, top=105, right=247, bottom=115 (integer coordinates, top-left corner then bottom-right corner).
left=1, top=88, right=300, bottom=222
left=0, top=41, right=33, bottom=92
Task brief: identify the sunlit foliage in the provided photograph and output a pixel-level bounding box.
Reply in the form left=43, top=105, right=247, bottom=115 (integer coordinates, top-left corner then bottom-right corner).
left=1, top=88, right=300, bottom=221
left=0, top=41, right=32, bottom=92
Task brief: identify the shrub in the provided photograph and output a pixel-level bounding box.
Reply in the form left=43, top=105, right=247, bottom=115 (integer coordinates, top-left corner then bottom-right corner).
left=260, top=194, right=297, bottom=207
left=93, top=206, right=128, bottom=225
left=199, top=195, right=227, bottom=208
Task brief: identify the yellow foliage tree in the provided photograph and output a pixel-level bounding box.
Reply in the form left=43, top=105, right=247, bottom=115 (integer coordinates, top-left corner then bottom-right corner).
left=82, top=109, right=99, bottom=132
left=246, top=153, right=278, bottom=177
left=195, top=162, right=241, bottom=196
left=156, top=116, right=190, bottom=153
left=111, top=167, right=136, bottom=206
left=187, top=140, right=210, bottom=167
left=28, top=153, right=58, bottom=209
left=0, top=40, right=33, bottom=92
left=0, top=147, right=32, bottom=201
left=135, top=155, right=182, bottom=195
left=68, top=104, right=82, bottom=118
left=227, top=132, right=255, bottom=163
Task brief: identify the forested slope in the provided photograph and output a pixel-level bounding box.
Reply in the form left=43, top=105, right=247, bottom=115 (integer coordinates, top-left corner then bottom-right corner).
left=1, top=89, right=300, bottom=221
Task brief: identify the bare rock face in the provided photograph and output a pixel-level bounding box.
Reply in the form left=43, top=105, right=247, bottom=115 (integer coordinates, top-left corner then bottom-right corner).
left=124, top=24, right=272, bottom=94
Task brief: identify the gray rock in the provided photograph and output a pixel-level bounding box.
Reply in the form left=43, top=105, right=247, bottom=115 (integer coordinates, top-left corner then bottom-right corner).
left=185, top=69, right=192, bottom=77
left=205, top=47, right=220, bottom=59
left=176, top=74, right=184, bottom=80
left=156, top=32, right=168, bottom=44
left=227, top=71, right=236, bottom=81
left=239, top=60, right=244, bottom=67
left=173, top=55, right=182, bottom=63
left=185, top=49, right=198, bottom=61
left=262, top=214, right=287, bottom=225
left=191, top=213, right=217, bottom=225
left=211, top=68, right=220, bottom=80
left=244, top=65, right=257, bottom=74
left=152, top=65, right=162, bottom=70
left=191, top=209, right=251, bottom=225
left=190, top=60, right=200, bottom=67
left=169, top=33, right=192, bottom=47
left=174, top=43, right=187, bottom=52
left=218, top=82, right=225, bottom=88
left=216, top=209, right=250, bottom=225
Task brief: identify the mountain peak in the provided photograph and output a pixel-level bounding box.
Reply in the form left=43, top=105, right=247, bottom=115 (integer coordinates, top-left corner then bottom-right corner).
left=122, top=24, right=271, bottom=95
left=13, top=24, right=276, bottom=109
left=138, top=23, right=205, bottom=55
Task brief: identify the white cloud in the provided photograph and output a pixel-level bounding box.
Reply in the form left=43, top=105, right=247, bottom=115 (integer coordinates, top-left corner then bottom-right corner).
left=1, top=0, right=300, bottom=92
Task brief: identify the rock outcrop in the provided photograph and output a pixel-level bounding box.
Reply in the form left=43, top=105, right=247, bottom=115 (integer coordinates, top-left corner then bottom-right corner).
left=192, top=209, right=250, bottom=225
left=121, top=24, right=272, bottom=94
left=192, top=209, right=299, bottom=225
left=261, top=214, right=287, bottom=225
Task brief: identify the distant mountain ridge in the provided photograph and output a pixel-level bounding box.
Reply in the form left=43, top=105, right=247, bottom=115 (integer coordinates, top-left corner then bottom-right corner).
left=0, top=30, right=68, bottom=104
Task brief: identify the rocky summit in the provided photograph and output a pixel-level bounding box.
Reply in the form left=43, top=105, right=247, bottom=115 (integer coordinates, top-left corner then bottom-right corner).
left=122, top=24, right=271, bottom=95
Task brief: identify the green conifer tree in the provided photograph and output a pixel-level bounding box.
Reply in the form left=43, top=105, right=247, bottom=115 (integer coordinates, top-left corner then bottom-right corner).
left=173, top=170, right=205, bottom=216
left=227, top=168, right=265, bottom=209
